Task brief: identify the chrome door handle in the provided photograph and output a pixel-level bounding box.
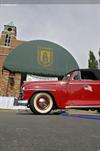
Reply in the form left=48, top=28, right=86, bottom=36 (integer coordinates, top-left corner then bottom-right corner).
left=83, top=85, right=93, bottom=92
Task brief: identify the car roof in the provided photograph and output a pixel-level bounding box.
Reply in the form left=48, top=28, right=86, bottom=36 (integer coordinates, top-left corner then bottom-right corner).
left=66, top=68, right=100, bottom=75
left=79, top=68, right=100, bottom=72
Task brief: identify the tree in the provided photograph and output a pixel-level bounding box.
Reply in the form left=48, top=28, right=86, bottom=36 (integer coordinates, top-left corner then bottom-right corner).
left=98, top=50, right=100, bottom=69
left=88, top=50, right=98, bottom=69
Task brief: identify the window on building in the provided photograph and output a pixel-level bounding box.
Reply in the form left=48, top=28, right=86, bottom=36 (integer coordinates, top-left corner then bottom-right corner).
left=4, top=34, right=11, bottom=46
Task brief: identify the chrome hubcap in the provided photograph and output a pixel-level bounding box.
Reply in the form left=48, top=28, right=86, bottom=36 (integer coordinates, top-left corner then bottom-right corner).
left=37, top=96, right=50, bottom=110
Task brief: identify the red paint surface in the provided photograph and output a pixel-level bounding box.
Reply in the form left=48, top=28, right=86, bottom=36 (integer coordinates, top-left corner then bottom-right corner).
left=21, top=70, right=100, bottom=109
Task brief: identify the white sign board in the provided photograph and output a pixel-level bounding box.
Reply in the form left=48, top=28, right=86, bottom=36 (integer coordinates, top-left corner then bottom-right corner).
left=26, top=75, right=58, bottom=81
left=0, top=97, right=27, bottom=110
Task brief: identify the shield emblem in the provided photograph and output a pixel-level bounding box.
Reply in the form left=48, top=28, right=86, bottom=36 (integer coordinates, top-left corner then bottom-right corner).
left=38, top=48, right=53, bottom=66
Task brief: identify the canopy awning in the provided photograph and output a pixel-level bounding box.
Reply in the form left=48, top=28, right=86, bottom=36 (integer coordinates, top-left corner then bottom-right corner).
left=3, top=40, right=79, bottom=77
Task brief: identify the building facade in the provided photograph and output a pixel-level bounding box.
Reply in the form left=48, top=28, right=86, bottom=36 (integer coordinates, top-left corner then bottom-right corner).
left=0, top=23, right=24, bottom=97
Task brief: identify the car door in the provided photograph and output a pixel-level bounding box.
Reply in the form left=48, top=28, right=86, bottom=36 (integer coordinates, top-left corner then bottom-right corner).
left=68, top=71, right=100, bottom=106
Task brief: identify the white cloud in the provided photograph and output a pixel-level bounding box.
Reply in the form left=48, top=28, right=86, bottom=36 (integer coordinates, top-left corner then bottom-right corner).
left=0, top=4, right=100, bottom=68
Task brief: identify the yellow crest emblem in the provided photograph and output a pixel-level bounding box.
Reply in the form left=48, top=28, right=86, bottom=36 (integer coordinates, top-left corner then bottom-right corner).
left=38, top=48, right=53, bottom=66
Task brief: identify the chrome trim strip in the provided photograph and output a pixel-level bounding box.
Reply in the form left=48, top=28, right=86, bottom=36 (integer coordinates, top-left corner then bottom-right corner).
left=18, top=100, right=28, bottom=103
left=25, top=88, right=56, bottom=91
left=65, top=106, right=100, bottom=109
left=69, top=82, right=100, bottom=85
left=35, top=88, right=56, bottom=91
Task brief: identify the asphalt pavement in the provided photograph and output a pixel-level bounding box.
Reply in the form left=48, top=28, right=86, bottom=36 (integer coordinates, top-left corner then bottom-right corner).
left=0, top=110, right=100, bottom=151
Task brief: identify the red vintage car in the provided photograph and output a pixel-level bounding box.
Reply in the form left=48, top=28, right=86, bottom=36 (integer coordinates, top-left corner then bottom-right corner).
left=19, top=69, right=100, bottom=114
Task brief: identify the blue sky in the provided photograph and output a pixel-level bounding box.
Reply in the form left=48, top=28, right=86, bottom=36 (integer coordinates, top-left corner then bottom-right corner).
left=0, top=4, right=100, bottom=68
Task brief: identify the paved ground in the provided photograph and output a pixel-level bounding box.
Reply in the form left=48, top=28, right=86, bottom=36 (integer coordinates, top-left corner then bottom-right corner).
left=0, top=110, right=100, bottom=151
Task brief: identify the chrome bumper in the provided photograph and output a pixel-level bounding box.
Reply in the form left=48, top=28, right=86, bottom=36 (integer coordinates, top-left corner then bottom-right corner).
left=14, top=97, right=28, bottom=106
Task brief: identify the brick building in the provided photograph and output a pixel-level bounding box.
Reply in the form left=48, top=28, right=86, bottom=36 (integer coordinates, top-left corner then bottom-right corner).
left=0, top=23, right=24, bottom=97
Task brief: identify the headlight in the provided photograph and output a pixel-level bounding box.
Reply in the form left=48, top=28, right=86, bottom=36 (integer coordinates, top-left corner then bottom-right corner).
left=22, top=87, right=25, bottom=91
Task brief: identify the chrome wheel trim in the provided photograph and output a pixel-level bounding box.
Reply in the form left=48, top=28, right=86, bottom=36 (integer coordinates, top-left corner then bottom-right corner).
left=34, top=93, right=53, bottom=114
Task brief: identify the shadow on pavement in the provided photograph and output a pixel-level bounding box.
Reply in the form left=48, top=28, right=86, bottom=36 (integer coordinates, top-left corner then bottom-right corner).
left=16, top=109, right=66, bottom=115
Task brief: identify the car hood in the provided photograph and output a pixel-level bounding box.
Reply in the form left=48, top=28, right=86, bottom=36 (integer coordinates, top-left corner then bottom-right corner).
left=22, top=80, right=59, bottom=89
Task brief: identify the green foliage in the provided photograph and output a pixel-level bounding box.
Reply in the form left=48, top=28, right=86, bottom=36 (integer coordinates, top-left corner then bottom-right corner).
left=98, top=50, right=100, bottom=68
left=88, top=50, right=98, bottom=69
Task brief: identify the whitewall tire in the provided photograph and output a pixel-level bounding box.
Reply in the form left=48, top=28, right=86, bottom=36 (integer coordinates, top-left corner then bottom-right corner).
left=30, top=92, right=53, bottom=114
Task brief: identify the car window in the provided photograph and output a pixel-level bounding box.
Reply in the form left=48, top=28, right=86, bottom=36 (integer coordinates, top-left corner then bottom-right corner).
left=73, top=70, right=98, bottom=80
left=63, top=70, right=99, bottom=81
left=81, top=71, right=97, bottom=80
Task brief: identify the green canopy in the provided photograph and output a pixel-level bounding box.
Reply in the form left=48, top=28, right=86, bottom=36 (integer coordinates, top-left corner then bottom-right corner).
left=3, top=40, right=79, bottom=77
